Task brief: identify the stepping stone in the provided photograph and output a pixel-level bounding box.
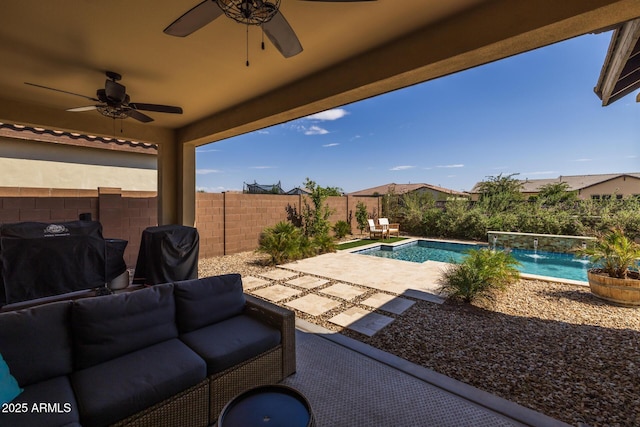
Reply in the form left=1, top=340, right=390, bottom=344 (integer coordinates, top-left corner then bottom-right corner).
left=320, top=283, right=366, bottom=301
left=329, top=307, right=394, bottom=337
left=259, top=269, right=298, bottom=281
left=286, top=276, right=328, bottom=290
left=250, top=285, right=302, bottom=302
left=361, top=293, right=415, bottom=315
left=242, top=276, right=271, bottom=290
left=285, top=294, right=341, bottom=316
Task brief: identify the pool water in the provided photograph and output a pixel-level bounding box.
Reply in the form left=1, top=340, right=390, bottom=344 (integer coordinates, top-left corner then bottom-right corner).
left=356, top=240, right=591, bottom=282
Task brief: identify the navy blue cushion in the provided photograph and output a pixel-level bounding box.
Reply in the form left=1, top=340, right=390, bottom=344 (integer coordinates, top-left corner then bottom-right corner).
left=71, top=339, right=206, bottom=427
left=0, top=301, right=73, bottom=386
left=180, top=314, right=281, bottom=375
left=72, top=284, right=178, bottom=370
left=173, top=274, right=246, bottom=333
left=0, top=376, right=80, bottom=427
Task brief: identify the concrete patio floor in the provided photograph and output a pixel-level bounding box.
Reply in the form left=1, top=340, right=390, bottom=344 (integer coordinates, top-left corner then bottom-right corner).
left=285, top=320, right=571, bottom=427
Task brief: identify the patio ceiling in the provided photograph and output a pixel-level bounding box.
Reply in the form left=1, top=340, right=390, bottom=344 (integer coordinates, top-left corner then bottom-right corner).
left=1, top=0, right=639, bottom=146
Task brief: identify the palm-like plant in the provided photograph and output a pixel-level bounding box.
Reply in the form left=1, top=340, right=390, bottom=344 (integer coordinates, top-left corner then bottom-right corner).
left=578, top=227, right=640, bottom=279
left=438, top=248, right=520, bottom=303
left=257, top=221, right=305, bottom=265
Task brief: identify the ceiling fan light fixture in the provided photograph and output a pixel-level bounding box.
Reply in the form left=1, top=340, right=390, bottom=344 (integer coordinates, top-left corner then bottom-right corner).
left=97, top=105, right=129, bottom=120
left=216, top=0, right=280, bottom=25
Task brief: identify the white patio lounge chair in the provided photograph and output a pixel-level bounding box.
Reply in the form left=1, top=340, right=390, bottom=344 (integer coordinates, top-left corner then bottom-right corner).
left=367, top=219, right=387, bottom=239
left=378, top=218, right=400, bottom=238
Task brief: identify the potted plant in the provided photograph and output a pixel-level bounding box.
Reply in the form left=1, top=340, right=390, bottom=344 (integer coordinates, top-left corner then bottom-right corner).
left=577, top=227, right=640, bottom=305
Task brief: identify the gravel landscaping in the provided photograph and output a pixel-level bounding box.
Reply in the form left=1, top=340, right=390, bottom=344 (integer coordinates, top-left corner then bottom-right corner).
left=199, top=251, right=640, bottom=427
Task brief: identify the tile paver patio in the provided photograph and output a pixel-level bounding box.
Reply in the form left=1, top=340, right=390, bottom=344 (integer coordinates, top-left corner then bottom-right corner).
left=286, top=294, right=341, bottom=316
left=286, top=275, right=329, bottom=290
left=329, top=307, right=394, bottom=337
left=281, top=250, right=446, bottom=303
left=241, top=276, right=271, bottom=290
left=259, top=269, right=299, bottom=281
left=361, top=293, right=415, bottom=315
left=250, top=284, right=302, bottom=302
left=320, top=283, right=366, bottom=300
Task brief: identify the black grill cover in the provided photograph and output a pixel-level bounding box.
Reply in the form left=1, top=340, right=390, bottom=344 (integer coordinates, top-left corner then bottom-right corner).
left=0, top=221, right=122, bottom=305
left=133, top=225, right=199, bottom=285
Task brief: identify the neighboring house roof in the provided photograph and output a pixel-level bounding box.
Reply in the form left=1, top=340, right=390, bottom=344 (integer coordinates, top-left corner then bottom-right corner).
left=471, top=173, right=640, bottom=194
left=0, top=122, right=158, bottom=155
left=349, top=183, right=466, bottom=197
left=594, top=18, right=640, bottom=106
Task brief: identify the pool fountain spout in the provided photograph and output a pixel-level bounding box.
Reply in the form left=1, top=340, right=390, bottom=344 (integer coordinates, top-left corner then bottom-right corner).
left=492, top=235, right=498, bottom=251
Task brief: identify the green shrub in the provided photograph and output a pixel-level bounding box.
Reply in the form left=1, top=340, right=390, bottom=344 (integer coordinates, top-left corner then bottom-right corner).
left=438, top=248, right=520, bottom=303
left=312, top=233, right=337, bottom=255
left=257, top=221, right=305, bottom=265
left=332, top=220, right=352, bottom=239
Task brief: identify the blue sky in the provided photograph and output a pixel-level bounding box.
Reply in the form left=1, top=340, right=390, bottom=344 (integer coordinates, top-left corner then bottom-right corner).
left=196, top=32, right=639, bottom=194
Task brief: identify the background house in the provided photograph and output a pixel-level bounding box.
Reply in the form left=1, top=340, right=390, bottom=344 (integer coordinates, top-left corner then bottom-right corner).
left=470, top=173, right=640, bottom=200
left=349, top=183, right=468, bottom=201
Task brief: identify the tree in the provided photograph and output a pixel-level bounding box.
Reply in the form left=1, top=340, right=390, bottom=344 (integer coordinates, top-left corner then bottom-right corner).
left=355, top=201, right=369, bottom=236
left=537, top=181, right=578, bottom=206
left=301, top=178, right=334, bottom=238
left=476, top=173, right=524, bottom=213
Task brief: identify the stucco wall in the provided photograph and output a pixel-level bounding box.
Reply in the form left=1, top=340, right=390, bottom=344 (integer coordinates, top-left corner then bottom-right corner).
left=0, top=137, right=157, bottom=191
left=577, top=175, right=640, bottom=198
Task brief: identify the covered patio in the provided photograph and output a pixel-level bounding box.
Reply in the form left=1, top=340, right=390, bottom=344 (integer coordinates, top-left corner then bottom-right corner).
left=2, top=1, right=640, bottom=226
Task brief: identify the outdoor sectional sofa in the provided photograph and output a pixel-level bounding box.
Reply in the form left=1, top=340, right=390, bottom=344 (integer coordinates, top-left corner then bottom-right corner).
left=0, top=274, right=296, bottom=427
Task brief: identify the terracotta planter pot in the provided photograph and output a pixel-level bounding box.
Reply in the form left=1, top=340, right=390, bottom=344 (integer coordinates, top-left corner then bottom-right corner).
left=587, top=269, right=640, bottom=306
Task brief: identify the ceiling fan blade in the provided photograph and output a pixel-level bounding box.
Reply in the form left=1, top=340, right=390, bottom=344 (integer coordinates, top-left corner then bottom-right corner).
left=67, top=105, right=98, bottom=112
left=164, top=0, right=224, bottom=37
left=263, top=11, right=303, bottom=58
left=24, top=82, right=100, bottom=102
left=126, top=109, right=154, bottom=123
left=129, top=103, right=183, bottom=114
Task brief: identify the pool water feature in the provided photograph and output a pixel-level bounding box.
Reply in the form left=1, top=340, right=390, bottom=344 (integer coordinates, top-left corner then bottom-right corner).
left=356, top=240, right=590, bottom=282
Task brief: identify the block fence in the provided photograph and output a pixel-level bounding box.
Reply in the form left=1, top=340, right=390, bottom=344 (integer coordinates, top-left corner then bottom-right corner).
left=0, top=187, right=157, bottom=267
left=196, top=193, right=381, bottom=257
left=0, top=188, right=382, bottom=267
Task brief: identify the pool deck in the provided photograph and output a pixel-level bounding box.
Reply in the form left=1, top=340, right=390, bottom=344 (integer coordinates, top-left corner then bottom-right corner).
left=281, top=241, right=447, bottom=303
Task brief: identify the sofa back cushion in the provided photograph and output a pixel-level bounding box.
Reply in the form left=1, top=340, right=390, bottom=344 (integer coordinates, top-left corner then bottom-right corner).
left=72, top=284, right=178, bottom=370
left=0, top=301, right=73, bottom=386
left=173, top=274, right=245, bottom=333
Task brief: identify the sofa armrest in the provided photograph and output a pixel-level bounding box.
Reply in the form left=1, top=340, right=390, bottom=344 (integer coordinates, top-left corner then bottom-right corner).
left=244, top=294, right=296, bottom=377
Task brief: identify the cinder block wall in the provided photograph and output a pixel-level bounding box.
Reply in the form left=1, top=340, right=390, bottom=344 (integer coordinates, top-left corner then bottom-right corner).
left=0, top=187, right=157, bottom=267
left=0, top=188, right=381, bottom=264
left=195, top=193, right=381, bottom=257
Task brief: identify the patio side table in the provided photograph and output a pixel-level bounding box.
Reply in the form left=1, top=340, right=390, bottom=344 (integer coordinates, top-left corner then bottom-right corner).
left=216, top=385, right=315, bottom=427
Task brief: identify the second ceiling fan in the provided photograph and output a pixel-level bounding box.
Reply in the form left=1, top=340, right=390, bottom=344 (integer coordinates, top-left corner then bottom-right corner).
left=164, top=0, right=376, bottom=60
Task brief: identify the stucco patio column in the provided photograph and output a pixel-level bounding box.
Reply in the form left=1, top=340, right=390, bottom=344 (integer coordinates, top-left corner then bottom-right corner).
left=157, top=139, right=196, bottom=227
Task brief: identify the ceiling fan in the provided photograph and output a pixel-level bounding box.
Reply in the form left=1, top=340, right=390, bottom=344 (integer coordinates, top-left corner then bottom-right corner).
left=24, top=71, right=183, bottom=123
left=164, top=0, right=377, bottom=60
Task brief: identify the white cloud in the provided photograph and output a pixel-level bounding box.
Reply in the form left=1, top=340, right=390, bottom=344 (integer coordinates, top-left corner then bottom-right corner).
left=196, top=148, right=219, bottom=153
left=304, top=125, right=329, bottom=135
left=306, top=108, right=348, bottom=121
left=390, top=165, right=415, bottom=171
left=437, top=164, right=464, bottom=168
left=196, top=169, right=222, bottom=174
left=323, top=143, right=340, bottom=147
left=249, top=166, right=276, bottom=169
left=573, top=158, right=592, bottom=162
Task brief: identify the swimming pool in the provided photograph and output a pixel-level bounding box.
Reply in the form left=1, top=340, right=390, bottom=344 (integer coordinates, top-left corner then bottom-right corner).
left=355, top=240, right=591, bottom=282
